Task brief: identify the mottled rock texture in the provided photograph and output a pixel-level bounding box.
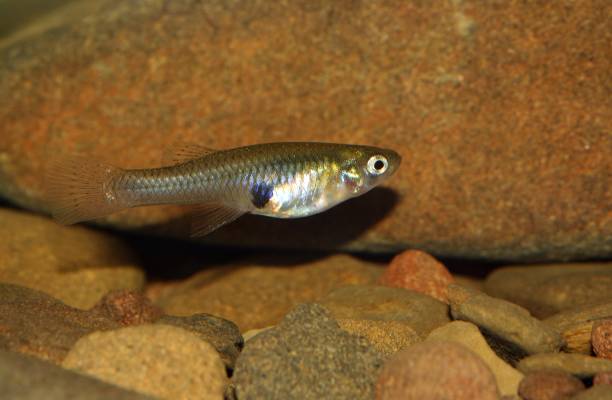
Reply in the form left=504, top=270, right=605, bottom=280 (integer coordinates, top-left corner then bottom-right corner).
left=518, top=370, right=585, bottom=400
left=0, top=0, right=610, bottom=260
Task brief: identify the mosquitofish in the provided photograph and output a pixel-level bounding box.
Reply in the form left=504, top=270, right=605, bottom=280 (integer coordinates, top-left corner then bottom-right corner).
left=47, top=142, right=401, bottom=236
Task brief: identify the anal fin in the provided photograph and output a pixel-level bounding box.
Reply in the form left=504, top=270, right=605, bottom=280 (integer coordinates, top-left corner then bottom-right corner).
left=190, top=203, right=245, bottom=237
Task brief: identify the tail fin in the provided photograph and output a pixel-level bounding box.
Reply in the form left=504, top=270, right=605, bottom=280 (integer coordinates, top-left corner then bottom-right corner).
left=46, top=156, right=126, bottom=225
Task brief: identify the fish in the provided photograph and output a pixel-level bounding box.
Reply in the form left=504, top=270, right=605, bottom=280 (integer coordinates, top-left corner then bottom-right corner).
left=47, top=142, right=401, bottom=236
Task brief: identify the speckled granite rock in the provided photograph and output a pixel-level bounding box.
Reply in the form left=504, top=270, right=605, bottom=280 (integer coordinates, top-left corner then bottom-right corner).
left=448, top=284, right=563, bottom=354
left=1, top=0, right=610, bottom=260
left=320, top=285, right=450, bottom=337
left=518, top=370, right=585, bottom=400
left=592, top=320, right=612, bottom=360
left=0, top=208, right=144, bottom=309
left=485, top=263, right=612, bottom=318
left=517, top=353, right=612, bottom=379
left=231, top=303, right=383, bottom=400
left=376, top=341, right=499, bottom=400
left=63, top=324, right=227, bottom=400
left=544, top=302, right=612, bottom=354
left=0, top=349, right=155, bottom=400
left=427, top=321, right=523, bottom=397
left=336, top=319, right=421, bottom=357
left=155, top=254, right=383, bottom=331
left=378, top=250, right=454, bottom=303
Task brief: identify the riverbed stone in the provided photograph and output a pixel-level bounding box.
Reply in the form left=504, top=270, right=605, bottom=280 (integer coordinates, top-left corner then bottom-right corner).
left=1, top=0, right=610, bottom=260
left=517, top=353, right=612, bottom=379
left=518, top=370, right=585, bottom=400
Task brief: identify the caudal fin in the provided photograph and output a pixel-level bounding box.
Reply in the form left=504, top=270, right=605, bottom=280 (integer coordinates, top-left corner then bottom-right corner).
left=46, top=156, right=126, bottom=225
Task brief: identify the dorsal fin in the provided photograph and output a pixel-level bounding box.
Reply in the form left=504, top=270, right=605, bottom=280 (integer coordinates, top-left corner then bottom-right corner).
left=163, top=142, right=218, bottom=165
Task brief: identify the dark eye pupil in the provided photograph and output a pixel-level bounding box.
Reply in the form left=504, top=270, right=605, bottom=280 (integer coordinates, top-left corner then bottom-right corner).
left=374, top=160, right=385, bottom=170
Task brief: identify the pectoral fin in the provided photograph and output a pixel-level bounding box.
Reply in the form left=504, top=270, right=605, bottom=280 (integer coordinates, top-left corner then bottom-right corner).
left=190, top=204, right=245, bottom=237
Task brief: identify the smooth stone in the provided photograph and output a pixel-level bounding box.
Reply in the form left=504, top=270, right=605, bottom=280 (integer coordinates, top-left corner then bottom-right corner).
left=156, top=314, right=243, bottom=371
left=570, top=386, right=612, bottom=400
left=378, top=249, right=454, bottom=303
left=337, top=318, right=421, bottom=357
left=376, top=341, right=499, bottom=400
left=485, top=264, right=612, bottom=318
left=0, top=349, right=154, bottom=400
left=594, top=371, right=612, bottom=385
left=231, top=303, right=383, bottom=400
left=155, top=254, right=383, bottom=331
left=0, top=208, right=144, bottom=309
left=518, top=370, right=585, bottom=400
left=1, top=1, right=610, bottom=260
left=0, top=283, right=119, bottom=363
left=544, top=302, right=612, bottom=354
left=63, top=324, right=227, bottom=400
left=427, top=321, right=523, bottom=397
left=320, top=285, right=450, bottom=337
left=448, top=284, right=563, bottom=354
left=517, top=353, right=612, bottom=379
left=592, top=320, right=612, bottom=360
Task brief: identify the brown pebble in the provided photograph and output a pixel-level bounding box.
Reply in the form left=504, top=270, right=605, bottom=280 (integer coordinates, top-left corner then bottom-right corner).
left=91, top=290, right=163, bottom=326
left=592, top=320, right=612, bottom=360
left=376, top=341, right=499, bottom=400
left=518, top=370, right=585, bottom=400
left=378, top=250, right=454, bottom=303
left=594, top=371, right=612, bottom=386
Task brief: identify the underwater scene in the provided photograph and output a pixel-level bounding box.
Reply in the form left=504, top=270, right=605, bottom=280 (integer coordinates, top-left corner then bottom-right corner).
left=0, top=0, right=611, bottom=399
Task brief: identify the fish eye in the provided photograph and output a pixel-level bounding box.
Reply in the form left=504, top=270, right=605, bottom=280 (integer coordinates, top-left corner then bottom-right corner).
left=367, top=155, right=388, bottom=175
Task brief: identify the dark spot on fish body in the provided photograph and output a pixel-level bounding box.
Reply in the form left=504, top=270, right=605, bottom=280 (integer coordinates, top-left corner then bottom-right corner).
left=250, top=181, right=274, bottom=208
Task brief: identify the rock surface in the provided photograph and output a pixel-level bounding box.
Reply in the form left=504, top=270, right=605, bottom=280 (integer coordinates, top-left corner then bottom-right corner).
left=231, top=303, right=382, bottom=400
left=0, top=208, right=144, bottom=309
left=320, top=285, right=450, bottom=337
left=337, top=318, right=421, bottom=357
left=517, top=353, right=612, bottom=379
left=594, top=371, right=612, bottom=386
left=570, top=386, right=612, bottom=400
left=544, top=302, right=612, bottom=354
left=155, top=254, right=383, bottom=331
left=448, top=284, right=563, bottom=354
left=378, top=249, right=454, bottom=303
left=157, top=314, right=243, bottom=371
left=0, top=349, right=155, bottom=400
left=426, top=321, right=523, bottom=397
left=63, top=324, right=227, bottom=400
left=518, top=370, right=585, bottom=400
left=376, top=340, right=499, bottom=400
left=485, top=263, right=612, bottom=318
left=0, top=283, right=119, bottom=363
left=592, top=320, right=612, bottom=360
left=1, top=0, right=610, bottom=260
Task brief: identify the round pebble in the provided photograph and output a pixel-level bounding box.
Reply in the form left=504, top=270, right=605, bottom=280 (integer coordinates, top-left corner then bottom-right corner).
left=592, top=320, right=612, bottom=360
left=378, top=250, right=454, bottom=303
left=518, top=370, right=585, bottom=400
left=375, top=341, right=499, bottom=400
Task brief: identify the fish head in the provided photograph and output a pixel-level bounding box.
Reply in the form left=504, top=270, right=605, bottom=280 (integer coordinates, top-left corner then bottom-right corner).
left=339, top=145, right=401, bottom=196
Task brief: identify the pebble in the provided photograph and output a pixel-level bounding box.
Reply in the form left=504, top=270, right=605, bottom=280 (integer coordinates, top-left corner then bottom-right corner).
left=62, top=324, right=227, bottom=400
left=375, top=341, right=499, bottom=400
left=517, top=370, right=585, bottom=400
left=448, top=284, right=563, bottom=354
left=594, top=371, right=612, bottom=385
left=485, top=263, right=612, bottom=318
left=157, top=314, right=243, bottom=371
left=155, top=254, right=383, bottom=331
left=0, top=349, right=154, bottom=400
left=592, top=320, right=612, bottom=360
left=337, top=319, right=421, bottom=357
left=0, top=208, right=144, bottom=309
left=91, top=290, right=164, bottom=326
left=544, top=302, right=612, bottom=354
left=0, top=283, right=119, bottom=363
left=570, top=385, right=612, bottom=400
left=231, top=303, right=382, bottom=400
left=426, top=321, right=523, bottom=397
left=517, top=353, right=612, bottom=378
left=320, top=285, right=450, bottom=337
left=378, top=249, right=454, bottom=303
